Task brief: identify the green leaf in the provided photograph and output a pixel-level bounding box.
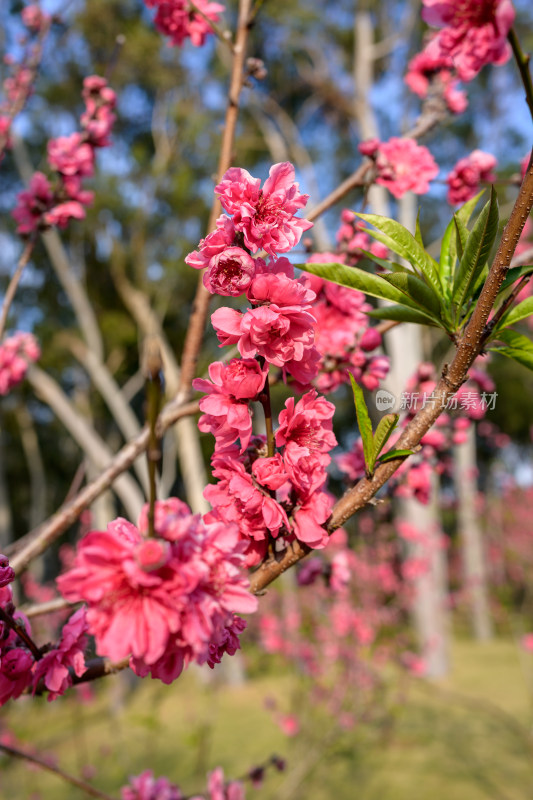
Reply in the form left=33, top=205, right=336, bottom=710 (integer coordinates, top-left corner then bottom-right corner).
left=453, top=187, right=499, bottom=315
left=366, top=305, right=441, bottom=326
left=378, top=448, right=415, bottom=464
left=355, top=213, right=442, bottom=295
left=496, top=296, right=533, bottom=330
left=297, top=261, right=429, bottom=311
left=456, top=190, right=485, bottom=226
left=414, top=209, right=424, bottom=248
left=490, top=329, right=533, bottom=370
left=373, top=414, right=399, bottom=460
left=497, top=265, right=533, bottom=294
left=349, top=373, right=375, bottom=476
left=453, top=214, right=469, bottom=262
left=439, top=195, right=483, bottom=294
left=358, top=249, right=409, bottom=275
left=381, top=272, right=442, bottom=319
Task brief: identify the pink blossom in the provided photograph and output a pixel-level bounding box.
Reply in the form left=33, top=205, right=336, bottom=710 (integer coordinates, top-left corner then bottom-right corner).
left=47, top=133, right=94, bottom=178
left=202, top=247, right=257, bottom=296
left=405, top=47, right=467, bottom=113
left=121, top=770, right=183, bottom=800
left=278, top=714, right=300, bottom=737
left=81, top=76, right=117, bottom=147
left=521, top=633, right=533, bottom=653
left=422, top=0, right=515, bottom=81
left=215, top=162, right=313, bottom=256
left=292, top=491, right=332, bottom=549
left=0, top=332, right=40, bottom=395
left=145, top=0, right=225, bottom=48
left=275, top=390, right=337, bottom=453
left=446, top=150, right=497, bottom=204
left=375, top=138, right=439, bottom=198
left=12, top=171, right=54, bottom=234
left=193, top=359, right=266, bottom=452
left=185, top=216, right=237, bottom=269
left=43, top=200, right=87, bottom=229
left=205, top=767, right=245, bottom=800
left=32, top=608, right=88, bottom=701
left=252, top=454, right=289, bottom=491
left=21, top=4, right=50, bottom=31
left=211, top=304, right=318, bottom=378
left=57, top=501, right=257, bottom=681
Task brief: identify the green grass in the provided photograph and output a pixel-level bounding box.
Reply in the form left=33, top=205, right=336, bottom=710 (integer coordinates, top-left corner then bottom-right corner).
left=2, top=638, right=533, bottom=800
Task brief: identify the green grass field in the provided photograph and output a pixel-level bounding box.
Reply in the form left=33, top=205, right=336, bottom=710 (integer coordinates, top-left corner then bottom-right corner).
left=2, top=637, right=533, bottom=800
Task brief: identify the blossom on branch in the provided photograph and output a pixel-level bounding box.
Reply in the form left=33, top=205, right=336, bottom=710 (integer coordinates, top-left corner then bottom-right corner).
left=0, top=331, right=40, bottom=395
left=360, top=137, right=439, bottom=199
left=446, top=150, right=497, bottom=204
left=421, top=0, right=515, bottom=81
left=144, top=0, right=225, bottom=47
left=57, top=499, right=257, bottom=684
left=215, top=162, right=313, bottom=256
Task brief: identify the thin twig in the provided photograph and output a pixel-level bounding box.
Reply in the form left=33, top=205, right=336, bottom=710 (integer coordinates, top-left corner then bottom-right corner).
left=7, top=399, right=200, bottom=574
left=178, top=0, right=253, bottom=400
left=0, top=742, right=120, bottom=800
left=508, top=28, right=533, bottom=122
left=0, top=238, right=35, bottom=340
left=20, top=597, right=77, bottom=618
left=188, top=0, right=234, bottom=51
left=0, top=606, right=43, bottom=659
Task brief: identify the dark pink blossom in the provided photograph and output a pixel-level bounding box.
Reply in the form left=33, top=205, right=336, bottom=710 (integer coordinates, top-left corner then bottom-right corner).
left=12, top=171, right=54, bottom=234
left=32, top=608, right=88, bottom=701
left=81, top=76, right=117, bottom=148
left=0, top=555, right=14, bottom=588
left=422, top=0, right=515, bottom=81
left=446, top=150, right=497, bottom=204
left=215, top=162, right=313, bottom=256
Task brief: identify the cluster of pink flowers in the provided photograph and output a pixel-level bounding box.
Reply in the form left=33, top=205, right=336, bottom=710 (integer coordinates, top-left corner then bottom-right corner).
left=421, top=0, right=515, bottom=82
left=144, top=0, right=225, bottom=47
left=12, top=76, right=116, bottom=234
left=446, top=150, right=498, bottom=204
left=122, top=767, right=245, bottom=800
left=405, top=48, right=467, bottom=113
left=0, top=331, right=40, bottom=395
left=305, top=254, right=389, bottom=394
left=335, top=210, right=389, bottom=266
left=0, top=555, right=88, bottom=706
left=203, top=389, right=336, bottom=564
left=358, top=137, right=439, bottom=199
left=57, top=498, right=257, bottom=683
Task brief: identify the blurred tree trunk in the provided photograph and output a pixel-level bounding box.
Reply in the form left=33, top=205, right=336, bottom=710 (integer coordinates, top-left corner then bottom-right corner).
left=0, top=432, right=13, bottom=551
left=454, top=425, right=493, bottom=640
left=354, top=13, right=449, bottom=677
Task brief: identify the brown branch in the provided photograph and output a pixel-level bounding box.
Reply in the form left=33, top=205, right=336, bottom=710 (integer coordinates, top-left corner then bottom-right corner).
left=178, top=0, right=253, bottom=400
left=7, top=399, right=200, bottom=574
left=0, top=606, right=43, bottom=660
left=0, top=237, right=35, bottom=340
left=0, top=742, right=119, bottom=800
left=508, top=28, right=533, bottom=122
left=250, top=152, right=533, bottom=594
left=19, top=597, right=77, bottom=618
